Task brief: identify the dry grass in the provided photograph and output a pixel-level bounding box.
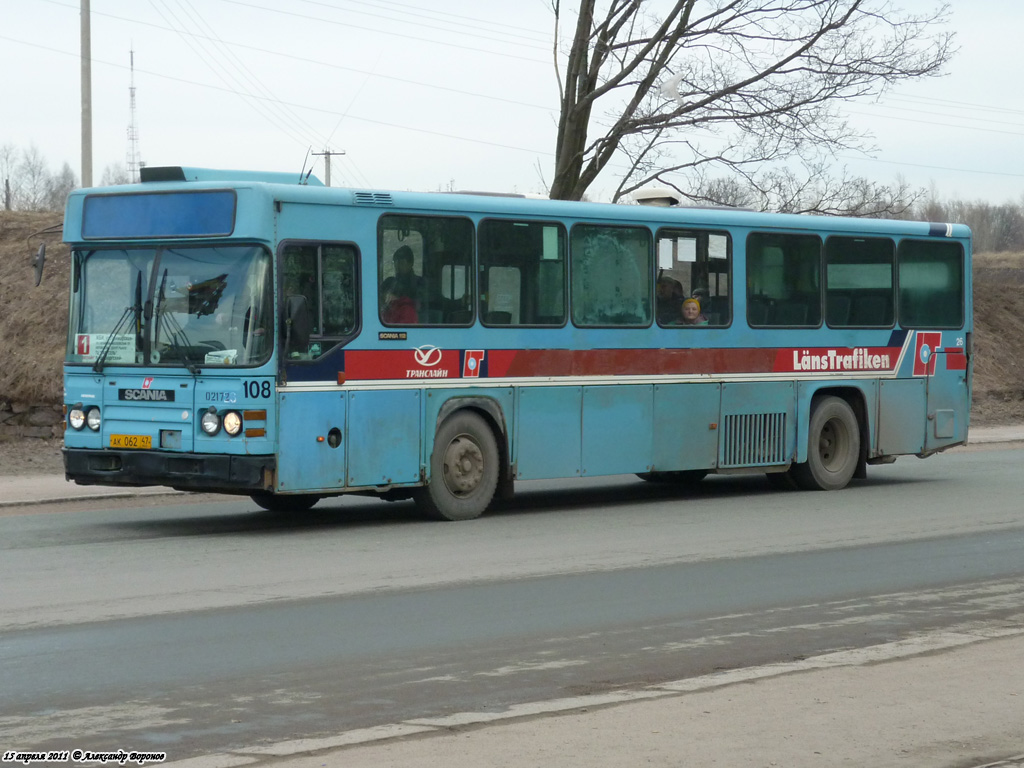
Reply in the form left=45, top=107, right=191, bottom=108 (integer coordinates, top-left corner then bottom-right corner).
left=0, top=211, right=68, bottom=404
left=1, top=211, right=1022, bottom=423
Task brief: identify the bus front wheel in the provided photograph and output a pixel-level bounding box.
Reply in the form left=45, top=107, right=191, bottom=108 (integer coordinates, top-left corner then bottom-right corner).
left=250, top=491, right=319, bottom=513
left=415, top=411, right=499, bottom=521
left=791, top=396, right=860, bottom=491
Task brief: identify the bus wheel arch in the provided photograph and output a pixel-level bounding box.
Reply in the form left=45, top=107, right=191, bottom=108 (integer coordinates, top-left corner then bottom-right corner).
left=791, top=394, right=862, bottom=491
left=416, top=408, right=503, bottom=521
left=433, top=398, right=513, bottom=499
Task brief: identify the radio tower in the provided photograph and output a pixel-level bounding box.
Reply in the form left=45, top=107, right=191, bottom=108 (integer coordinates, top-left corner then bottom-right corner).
left=126, top=49, right=142, bottom=182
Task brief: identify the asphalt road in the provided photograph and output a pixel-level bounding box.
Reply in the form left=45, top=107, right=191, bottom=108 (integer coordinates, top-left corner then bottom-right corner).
left=1, top=446, right=1023, bottom=761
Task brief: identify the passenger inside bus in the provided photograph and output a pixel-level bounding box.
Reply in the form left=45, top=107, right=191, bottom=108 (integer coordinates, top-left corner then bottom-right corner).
left=381, top=245, right=424, bottom=324
left=655, top=275, right=684, bottom=324
left=678, top=297, right=708, bottom=325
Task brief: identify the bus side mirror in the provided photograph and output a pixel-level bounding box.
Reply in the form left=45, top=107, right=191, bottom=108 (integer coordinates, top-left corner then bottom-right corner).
left=284, top=294, right=311, bottom=356
left=32, top=244, right=46, bottom=286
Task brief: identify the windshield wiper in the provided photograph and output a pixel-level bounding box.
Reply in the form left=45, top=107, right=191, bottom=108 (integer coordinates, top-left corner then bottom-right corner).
left=165, top=323, right=201, bottom=375
left=153, top=269, right=201, bottom=375
left=93, top=270, right=144, bottom=373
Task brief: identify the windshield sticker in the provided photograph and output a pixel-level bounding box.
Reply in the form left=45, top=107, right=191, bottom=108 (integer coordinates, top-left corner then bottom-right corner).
left=204, top=349, right=239, bottom=365
left=75, top=333, right=135, bottom=364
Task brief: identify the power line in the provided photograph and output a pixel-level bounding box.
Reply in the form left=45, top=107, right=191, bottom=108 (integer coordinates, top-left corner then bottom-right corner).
left=0, top=34, right=555, bottom=157
left=321, top=0, right=552, bottom=40
left=292, top=0, right=552, bottom=46
left=853, top=103, right=1024, bottom=133
left=838, top=154, right=1024, bottom=179
left=34, top=0, right=553, bottom=110
left=216, top=0, right=550, bottom=62
left=846, top=107, right=1024, bottom=138
left=148, top=0, right=326, bottom=152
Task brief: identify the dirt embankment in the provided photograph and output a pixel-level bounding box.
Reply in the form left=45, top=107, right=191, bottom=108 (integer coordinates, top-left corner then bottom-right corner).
left=1, top=211, right=1023, bottom=434
left=1, top=211, right=67, bottom=407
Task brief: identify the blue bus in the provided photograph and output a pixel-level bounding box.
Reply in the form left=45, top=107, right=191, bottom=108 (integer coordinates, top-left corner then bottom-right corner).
left=58, top=167, right=972, bottom=520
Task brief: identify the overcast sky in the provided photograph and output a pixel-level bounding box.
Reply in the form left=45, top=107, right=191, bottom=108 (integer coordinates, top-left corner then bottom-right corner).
left=3, top=0, right=1023, bottom=203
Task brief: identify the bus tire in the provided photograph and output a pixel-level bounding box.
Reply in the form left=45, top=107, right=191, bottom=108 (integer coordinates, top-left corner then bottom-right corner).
left=250, top=491, right=319, bottom=513
left=415, top=411, right=499, bottom=521
left=791, top=396, right=860, bottom=491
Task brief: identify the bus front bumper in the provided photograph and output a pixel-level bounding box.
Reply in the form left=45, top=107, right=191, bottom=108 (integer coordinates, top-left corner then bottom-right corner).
left=63, top=448, right=276, bottom=493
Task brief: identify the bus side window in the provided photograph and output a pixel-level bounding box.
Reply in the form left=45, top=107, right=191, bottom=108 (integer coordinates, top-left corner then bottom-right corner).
left=280, top=242, right=358, bottom=359
left=321, top=245, right=357, bottom=336
left=379, top=215, right=474, bottom=326
left=571, top=224, right=651, bottom=327
left=479, top=219, right=566, bottom=326
left=655, top=229, right=731, bottom=327
left=825, top=236, right=894, bottom=328
left=282, top=245, right=320, bottom=337
left=747, top=232, right=822, bottom=327
left=897, top=240, right=964, bottom=328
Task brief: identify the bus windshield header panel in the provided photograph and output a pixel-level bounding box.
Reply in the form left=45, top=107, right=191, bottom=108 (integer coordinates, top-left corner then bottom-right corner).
left=82, top=190, right=237, bottom=240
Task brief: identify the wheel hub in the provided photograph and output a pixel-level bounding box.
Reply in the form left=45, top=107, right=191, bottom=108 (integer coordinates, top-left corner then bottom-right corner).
left=819, top=420, right=844, bottom=468
left=442, top=435, right=484, bottom=496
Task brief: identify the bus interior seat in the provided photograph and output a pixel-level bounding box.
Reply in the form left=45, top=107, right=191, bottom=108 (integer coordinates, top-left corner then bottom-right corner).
left=484, top=311, right=512, bottom=325
left=827, top=294, right=852, bottom=326
left=850, top=294, right=890, bottom=326
left=705, top=296, right=729, bottom=325
left=772, top=302, right=808, bottom=326
left=747, top=298, right=770, bottom=326
left=901, top=291, right=960, bottom=327
left=446, top=309, right=473, bottom=324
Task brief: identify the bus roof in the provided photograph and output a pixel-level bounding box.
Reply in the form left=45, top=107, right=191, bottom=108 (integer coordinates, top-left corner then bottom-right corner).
left=70, top=166, right=971, bottom=243
left=139, top=166, right=325, bottom=186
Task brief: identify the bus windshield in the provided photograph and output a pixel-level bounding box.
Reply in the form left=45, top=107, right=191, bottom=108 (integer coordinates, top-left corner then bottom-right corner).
left=67, top=245, right=273, bottom=370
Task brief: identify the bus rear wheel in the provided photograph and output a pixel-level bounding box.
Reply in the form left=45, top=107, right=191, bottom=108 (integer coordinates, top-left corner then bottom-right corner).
left=250, top=491, right=319, bottom=513
left=791, top=396, right=860, bottom=491
left=415, top=411, right=499, bottom=521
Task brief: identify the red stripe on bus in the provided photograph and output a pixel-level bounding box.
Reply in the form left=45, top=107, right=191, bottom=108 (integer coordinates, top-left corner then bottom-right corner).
left=340, top=346, right=904, bottom=381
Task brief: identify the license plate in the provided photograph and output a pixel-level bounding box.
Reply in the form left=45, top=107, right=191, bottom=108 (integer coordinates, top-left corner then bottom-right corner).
left=110, top=434, right=152, bottom=450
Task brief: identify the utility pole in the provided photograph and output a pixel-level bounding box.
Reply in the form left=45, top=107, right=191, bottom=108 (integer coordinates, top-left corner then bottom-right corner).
left=312, top=148, right=345, bottom=187
left=81, top=0, right=93, bottom=187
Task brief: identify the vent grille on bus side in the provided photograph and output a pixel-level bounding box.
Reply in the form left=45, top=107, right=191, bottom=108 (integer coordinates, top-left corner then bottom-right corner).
left=721, top=412, right=787, bottom=467
left=352, top=192, right=394, bottom=206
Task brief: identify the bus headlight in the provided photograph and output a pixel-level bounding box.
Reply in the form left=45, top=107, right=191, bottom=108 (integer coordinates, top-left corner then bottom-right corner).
left=200, top=409, right=221, bottom=436
left=223, top=411, right=243, bottom=437
left=86, top=407, right=102, bottom=431
left=68, top=406, right=86, bottom=430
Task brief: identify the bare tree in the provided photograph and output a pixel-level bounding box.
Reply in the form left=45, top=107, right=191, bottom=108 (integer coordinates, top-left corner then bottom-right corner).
left=549, top=1, right=953, bottom=203
left=100, top=163, right=131, bottom=186
left=690, top=163, right=923, bottom=217
left=44, top=162, right=78, bottom=212
left=1, top=143, right=19, bottom=210
left=16, top=145, right=51, bottom=211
